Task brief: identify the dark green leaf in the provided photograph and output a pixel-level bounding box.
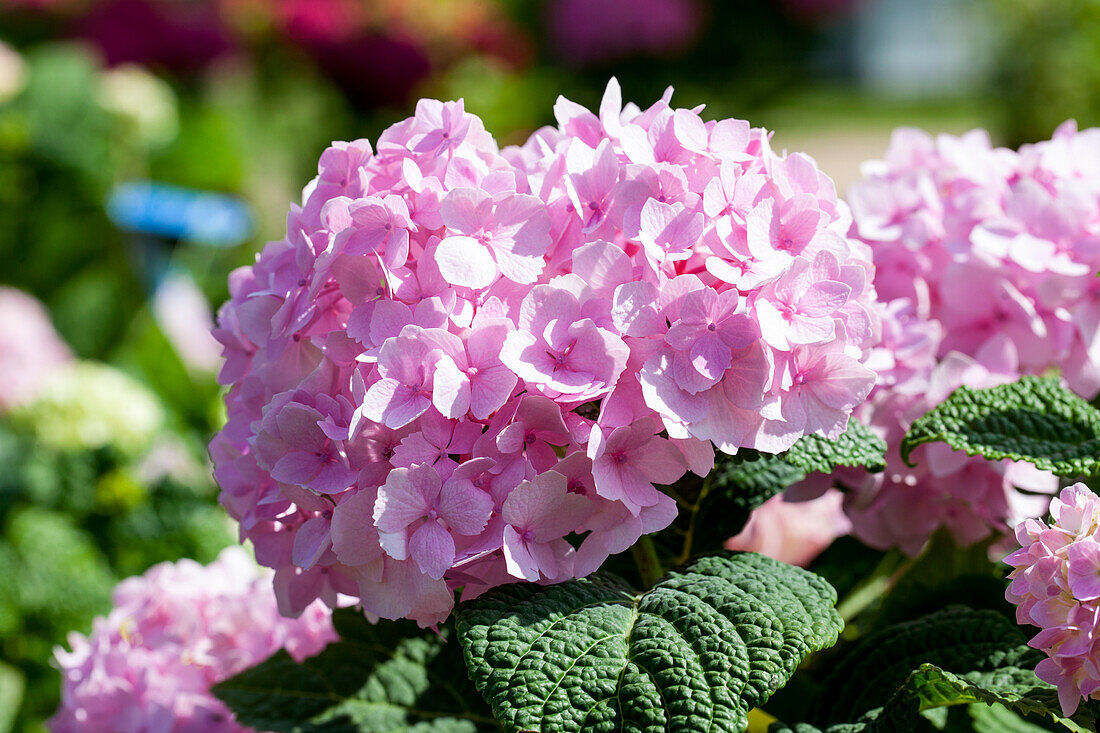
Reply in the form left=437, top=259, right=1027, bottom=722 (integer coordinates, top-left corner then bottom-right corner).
left=900, top=376, right=1100, bottom=477
left=814, top=606, right=1098, bottom=732
left=782, top=420, right=887, bottom=475
left=455, top=551, right=843, bottom=733
left=892, top=664, right=1095, bottom=732
left=212, top=609, right=498, bottom=733
left=686, top=420, right=885, bottom=553
left=814, top=606, right=1036, bottom=726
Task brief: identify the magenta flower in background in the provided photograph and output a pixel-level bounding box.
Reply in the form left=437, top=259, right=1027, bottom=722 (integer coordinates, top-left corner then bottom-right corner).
left=50, top=548, right=335, bottom=732
left=546, top=0, right=704, bottom=66
left=73, top=0, right=235, bottom=73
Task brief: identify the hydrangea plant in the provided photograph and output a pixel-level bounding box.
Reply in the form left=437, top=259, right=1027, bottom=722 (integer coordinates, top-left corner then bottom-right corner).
left=57, top=90, right=1100, bottom=732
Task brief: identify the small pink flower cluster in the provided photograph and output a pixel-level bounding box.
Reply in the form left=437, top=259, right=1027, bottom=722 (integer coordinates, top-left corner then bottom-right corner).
left=210, top=79, right=879, bottom=626
left=1005, top=483, right=1100, bottom=716
left=50, top=548, right=335, bottom=733
left=817, top=124, right=1100, bottom=555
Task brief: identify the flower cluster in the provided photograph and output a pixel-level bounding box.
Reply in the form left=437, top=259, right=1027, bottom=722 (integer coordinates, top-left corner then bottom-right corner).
left=850, top=123, right=1100, bottom=397
left=1005, top=483, right=1100, bottom=716
left=50, top=548, right=335, bottom=733
left=814, top=318, right=1057, bottom=556
left=210, top=79, right=880, bottom=626
left=818, top=124, right=1100, bottom=554
left=16, top=360, right=165, bottom=454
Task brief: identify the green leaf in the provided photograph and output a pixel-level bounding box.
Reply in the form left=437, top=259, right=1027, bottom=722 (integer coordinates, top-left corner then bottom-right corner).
left=782, top=420, right=887, bottom=475
left=814, top=606, right=1098, bottom=732
left=894, top=664, right=1096, bottom=732
left=814, top=606, right=1035, bottom=726
left=212, top=609, right=499, bottom=733
left=967, top=702, right=1061, bottom=733
left=0, top=660, right=24, bottom=733
left=900, top=376, right=1100, bottom=477
left=688, top=419, right=886, bottom=553
left=455, top=551, right=843, bottom=733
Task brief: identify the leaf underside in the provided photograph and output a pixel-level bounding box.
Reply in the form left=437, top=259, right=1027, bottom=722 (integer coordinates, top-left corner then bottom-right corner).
left=455, top=551, right=843, bottom=733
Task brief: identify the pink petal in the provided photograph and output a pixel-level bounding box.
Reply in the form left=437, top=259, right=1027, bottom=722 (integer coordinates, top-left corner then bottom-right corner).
left=373, top=466, right=435, bottom=533
left=292, top=515, right=332, bottom=570
left=410, top=520, right=455, bottom=580
left=440, top=188, right=491, bottom=235
left=438, top=483, right=493, bottom=536
left=435, top=236, right=497, bottom=289
left=432, top=356, right=471, bottom=419
left=469, top=366, right=517, bottom=419
left=270, top=451, right=322, bottom=486
left=331, top=490, right=384, bottom=567
left=799, top=281, right=851, bottom=318
left=502, top=526, right=540, bottom=581
left=689, top=333, right=733, bottom=381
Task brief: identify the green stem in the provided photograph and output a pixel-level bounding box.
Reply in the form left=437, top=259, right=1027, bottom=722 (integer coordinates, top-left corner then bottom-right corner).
left=631, top=534, right=664, bottom=588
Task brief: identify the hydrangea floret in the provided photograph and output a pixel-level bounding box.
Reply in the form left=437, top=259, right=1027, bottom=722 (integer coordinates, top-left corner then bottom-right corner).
left=1005, top=483, right=1100, bottom=716
left=210, top=80, right=880, bottom=626
left=50, top=548, right=335, bottom=732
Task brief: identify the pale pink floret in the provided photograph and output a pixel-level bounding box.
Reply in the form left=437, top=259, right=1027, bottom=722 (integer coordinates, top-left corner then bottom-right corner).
left=589, top=418, right=687, bottom=514
left=432, top=319, right=517, bottom=419
left=435, top=189, right=551, bottom=289
left=502, top=471, right=591, bottom=581
left=374, top=462, right=493, bottom=579
left=340, top=194, right=415, bottom=269
left=1005, top=483, right=1100, bottom=715
left=755, top=258, right=852, bottom=351
left=359, top=334, right=440, bottom=429
left=665, top=288, right=759, bottom=383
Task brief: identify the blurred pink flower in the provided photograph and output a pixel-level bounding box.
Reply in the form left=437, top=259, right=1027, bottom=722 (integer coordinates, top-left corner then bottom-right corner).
left=725, top=489, right=851, bottom=567
left=0, top=287, right=71, bottom=412
left=50, top=547, right=335, bottom=733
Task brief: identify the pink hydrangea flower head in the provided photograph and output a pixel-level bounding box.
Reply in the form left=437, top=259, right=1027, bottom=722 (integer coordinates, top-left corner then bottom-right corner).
left=850, top=123, right=1100, bottom=396
left=1005, top=483, right=1100, bottom=716
left=824, top=121, right=1100, bottom=557
left=210, top=79, right=880, bottom=626
left=50, top=548, right=335, bottom=732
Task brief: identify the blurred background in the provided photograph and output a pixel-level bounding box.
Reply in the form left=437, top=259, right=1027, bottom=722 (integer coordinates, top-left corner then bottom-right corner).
left=0, top=0, right=1088, bottom=730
